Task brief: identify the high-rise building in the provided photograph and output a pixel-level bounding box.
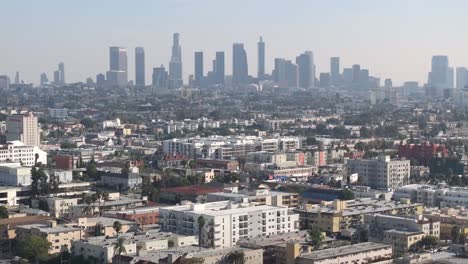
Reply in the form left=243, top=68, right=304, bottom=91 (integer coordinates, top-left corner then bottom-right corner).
left=232, top=43, right=248, bottom=85
left=273, top=58, right=298, bottom=88
left=352, top=64, right=361, bottom=84
left=14, top=71, right=20, bottom=84
left=107, top=47, right=128, bottom=87
left=6, top=112, right=40, bottom=147
left=330, top=57, right=340, bottom=84
left=343, top=68, right=353, bottom=84
left=456, top=67, right=468, bottom=89
left=40, top=73, right=48, bottom=85
left=359, top=69, right=369, bottom=89
left=295, top=51, right=315, bottom=89
left=448, top=67, right=454, bottom=88
left=257, top=37, right=265, bottom=80
left=0, top=75, right=10, bottom=89
left=135, top=47, right=145, bottom=86
left=194, top=51, right=203, bottom=87
left=319, top=73, right=331, bottom=87
left=169, top=33, right=183, bottom=89
left=96, top=73, right=106, bottom=88
left=429, top=55, right=449, bottom=88
left=214, top=51, right=225, bottom=85
left=58, top=62, right=65, bottom=85
left=53, top=70, right=60, bottom=84
left=152, top=65, right=168, bottom=89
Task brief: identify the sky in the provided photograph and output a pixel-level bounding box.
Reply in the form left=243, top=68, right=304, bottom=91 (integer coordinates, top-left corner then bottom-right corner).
left=2, top=0, right=468, bottom=86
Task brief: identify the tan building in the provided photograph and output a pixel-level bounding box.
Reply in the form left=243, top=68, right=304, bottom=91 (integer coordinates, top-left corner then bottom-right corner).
left=423, top=207, right=468, bottom=240
left=383, top=230, right=425, bottom=255
left=16, top=220, right=82, bottom=254
left=46, top=197, right=78, bottom=218
left=206, top=188, right=299, bottom=208
left=6, top=112, right=40, bottom=147
left=295, top=198, right=424, bottom=233
left=76, top=217, right=137, bottom=238
left=296, top=242, right=393, bottom=264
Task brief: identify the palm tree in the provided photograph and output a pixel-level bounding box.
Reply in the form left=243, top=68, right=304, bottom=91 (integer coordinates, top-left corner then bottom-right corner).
left=218, top=250, right=245, bottom=264
left=113, top=221, right=122, bottom=237
left=113, top=237, right=127, bottom=262
left=197, top=215, right=205, bottom=250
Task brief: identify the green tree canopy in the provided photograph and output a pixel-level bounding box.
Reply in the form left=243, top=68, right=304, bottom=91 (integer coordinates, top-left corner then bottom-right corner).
left=16, top=235, right=51, bottom=263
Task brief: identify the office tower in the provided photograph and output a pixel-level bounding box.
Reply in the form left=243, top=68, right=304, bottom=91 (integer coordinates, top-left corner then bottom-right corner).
left=40, top=73, right=48, bottom=85
left=232, top=43, right=248, bottom=85
left=96, top=73, right=106, bottom=87
left=214, top=51, right=225, bottom=85
left=352, top=64, right=361, bottom=83
left=258, top=37, right=265, bottom=79
left=6, top=112, right=40, bottom=147
left=448, top=67, right=454, bottom=88
left=0, top=75, right=10, bottom=89
left=53, top=70, right=60, bottom=84
left=107, top=47, right=128, bottom=87
left=319, top=73, right=331, bottom=87
left=429, top=55, right=449, bottom=87
left=14, top=71, right=20, bottom=84
left=273, top=58, right=298, bottom=88
left=384, top=79, right=393, bottom=89
left=135, top=47, right=145, bottom=86
left=343, top=68, right=353, bottom=84
left=194, top=51, right=203, bottom=87
left=152, top=65, right=168, bottom=89
left=330, top=57, right=340, bottom=84
left=169, top=33, right=183, bottom=89
left=456, top=67, right=468, bottom=89
left=359, top=69, right=369, bottom=88
left=58, top=62, right=65, bottom=84
left=296, top=51, right=315, bottom=88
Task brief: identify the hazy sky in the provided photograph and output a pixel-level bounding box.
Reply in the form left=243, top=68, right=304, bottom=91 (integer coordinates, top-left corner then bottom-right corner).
left=2, top=0, right=468, bottom=86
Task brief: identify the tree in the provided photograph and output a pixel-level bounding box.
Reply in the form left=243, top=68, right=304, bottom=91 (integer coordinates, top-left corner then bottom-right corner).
left=451, top=226, right=464, bottom=244
left=197, top=215, right=205, bottom=250
left=16, top=235, right=51, bottom=264
left=113, top=221, right=122, bottom=236
left=179, top=257, right=205, bottom=264
left=60, top=141, right=77, bottom=149
left=113, top=237, right=127, bottom=261
left=341, top=189, right=355, bottom=200
left=307, top=226, right=324, bottom=249
left=86, top=163, right=98, bottom=180
left=37, top=167, right=50, bottom=195
left=0, top=206, right=8, bottom=219
left=219, top=250, right=245, bottom=264
left=30, top=167, right=40, bottom=198
left=80, top=118, right=95, bottom=129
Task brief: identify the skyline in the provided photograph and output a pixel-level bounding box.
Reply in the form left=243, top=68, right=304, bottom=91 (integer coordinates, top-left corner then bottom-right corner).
left=2, top=0, right=468, bottom=85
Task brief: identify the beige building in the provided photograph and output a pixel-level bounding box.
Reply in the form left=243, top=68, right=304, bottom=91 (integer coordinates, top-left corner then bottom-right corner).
left=423, top=207, right=468, bottom=240
left=206, top=187, right=299, bottom=208
left=16, top=220, right=82, bottom=254
left=295, top=198, right=424, bottom=233
left=6, top=112, right=40, bottom=147
left=46, top=197, right=78, bottom=218
left=383, top=230, right=425, bottom=255
left=296, top=242, right=393, bottom=264
left=365, top=214, right=440, bottom=238
left=76, top=217, right=137, bottom=238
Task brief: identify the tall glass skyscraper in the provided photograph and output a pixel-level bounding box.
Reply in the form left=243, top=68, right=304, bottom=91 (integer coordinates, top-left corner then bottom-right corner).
left=296, top=51, right=315, bottom=88
left=258, top=37, right=265, bottom=80
left=169, top=33, right=183, bottom=88
left=107, top=47, right=128, bottom=87
left=135, top=47, right=145, bottom=86
left=232, top=43, right=248, bottom=85
left=215, top=51, right=225, bottom=85
left=330, top=57, right=340, bottom=84
left=194, top=51, right=203, bottom=87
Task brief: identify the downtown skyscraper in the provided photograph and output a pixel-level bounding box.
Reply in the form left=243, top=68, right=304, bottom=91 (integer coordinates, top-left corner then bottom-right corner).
left=232, top=43, right=248, bottom=85
left=296, top=51, right=315, bottom=88
left=194, top=51, right=203, bottom=87
left=135, top=47, right=145, bottom=86
left=257, top=37, right=265, bottom=80
left=214, top=51, right=225, bottom=85
left=169, top=33, right=183, bottom=89
left=107, top=47, right=128, bottom=87
left=330, top=57, right=340, bottom=84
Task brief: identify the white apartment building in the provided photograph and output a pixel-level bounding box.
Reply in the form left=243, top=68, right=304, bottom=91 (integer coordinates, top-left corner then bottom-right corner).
left=6, top=112, right=40, bottom=147
left=159, top=200, right=300, bottom=248
left=365, top=214, right=440, bottom=239
left=0, top=163, right=32, bottom=186
left=394, top=183, right=468, bottom=208
left=347, top=155, right=410, bottom=190
left=162, top=135, right=301, bottom=159
left=0, top=141, right=47, bottom=166
left=46, top=197, right=79, bottom=218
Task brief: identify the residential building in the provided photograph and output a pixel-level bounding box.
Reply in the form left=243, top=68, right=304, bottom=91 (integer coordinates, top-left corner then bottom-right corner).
left=207, top=188, right=299, bottom=207
left=0, top=215, right=52, bottom=239
left=16, top=220, right=82, bottom=254
left=68, top=198, right=146, bottom=219
left=296, top=242, right=393, bottom=264
left=159, top=200, right=300, bottom=248
left=423, top=207, right=468, bottom=240
left=347, top=155, right=410, bottom=190
left=0, top=163, right=33, bottom=186
left=76, top=217, right=138, bottom=238
left=104, top=206, right=160, bottom=228
left=6, top=112, right=40, bottom=146
left=383, top=230, right=425, bottom=255
left=393, top=183, right=468, bottom=208
left=46, top=197, right=79, bottom=218
left=295, top=198, right=424, bottom=233
left=100, top=172, right=142, bottom=189
left=397, top=142, right=448, bottom=166
left=365, top=214, right=440, bottom=239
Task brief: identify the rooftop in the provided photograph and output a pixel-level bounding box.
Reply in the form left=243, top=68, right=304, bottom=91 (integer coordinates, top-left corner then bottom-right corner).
left=298, top=242, right=392, bottom=260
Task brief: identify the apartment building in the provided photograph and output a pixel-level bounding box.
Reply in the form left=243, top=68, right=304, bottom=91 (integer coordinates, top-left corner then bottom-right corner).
left=0, top=141, right=47, bottom=167
left=423, top=207, right=468, bottom=240
left=296, top=242, right=393, bottom=264
left=246, top=151, right=305, bottom=168
left=68, top=198, right=146, bottom=219
left=295, top=198, right=424, bottom=233
left=206, top=188, right=299, bottom=208
left=162, top=135, right=301, bottom=159
left=394, top=183, right=468, bottom=208
left=382, top=230, right=425, bottom=255
left=46, top=197, right=79, bottom=218
left=347, top=155, right=410, bottom=190
left=159, top=200, right=300, bottom=248
left=365, top=214, right=440, bottom=239
left=104, top=206, right=160, bottom=228
left=76, top=217, right=138, bottom=238
left=16, top=220, right=82, bottom=254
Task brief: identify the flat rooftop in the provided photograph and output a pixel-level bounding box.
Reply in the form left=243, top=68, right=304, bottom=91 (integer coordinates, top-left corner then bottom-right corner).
left=162, top=201, right=287, bottom=216
left=299, top=242, right=391, bottom=260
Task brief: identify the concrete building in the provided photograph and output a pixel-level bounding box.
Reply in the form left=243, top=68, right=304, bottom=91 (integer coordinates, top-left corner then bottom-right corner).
left=159, top=200, right=299, bottom=248
left=347, top=155, right=410, bottom=190
left=383, top=230, right=425, bottom=255
left=423, top=207, right=468, bottom=240
left=68, top=198, right=147, bottom=219
left=206, top=188, right=299, bottom=207
left=296, top=242, right=393, bottom=264
left=100, top=172, right=142, bottom=189
left=0, top=141, right=47, bottom=166
left=6, top=112, right=40, bottom=146
left=104, top=206, right=160, bottom=228
left=16, top=220, right=82, bottom=254
left=77, top=217, right=138, bottom=238
left=46, top=197, right=79, bottom=218
left=365, top=214, right=440, bottom=239
left=393, top=183, right=468, bottom=208
left=295, top=198, right=424, bottom=233
left=0, top=163, right=33, bottom=186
